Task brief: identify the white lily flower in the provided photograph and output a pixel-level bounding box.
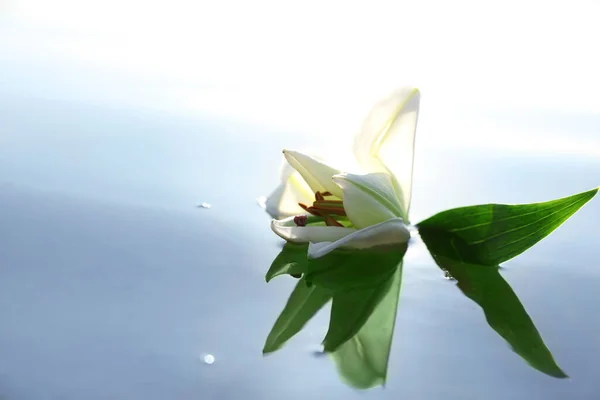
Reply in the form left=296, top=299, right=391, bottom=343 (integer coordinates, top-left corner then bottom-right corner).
left=270, top=171, right=411, bottom=257
left=262, top=87, right=420, bottom=258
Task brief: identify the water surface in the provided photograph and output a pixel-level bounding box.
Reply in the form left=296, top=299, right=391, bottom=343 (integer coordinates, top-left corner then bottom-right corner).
left=1, top=93, right=599, bottom=399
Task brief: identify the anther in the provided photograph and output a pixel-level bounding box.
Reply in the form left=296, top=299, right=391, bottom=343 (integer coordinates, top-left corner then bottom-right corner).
left=324, top=215, right=344, bottom=227
left=312, top=206, right=346, bottom=216
left=306, top=206, right=324, bottom=216
left=314, top=200, right=343, bottom=205
left=299, top=203, right=323, bottom=216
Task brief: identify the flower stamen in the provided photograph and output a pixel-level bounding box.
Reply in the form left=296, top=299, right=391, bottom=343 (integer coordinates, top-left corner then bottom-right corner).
left=299, top=203, right=323, bottom=216
left=297, top=192, right=348, bottom=226
left=324, top=215, right=344, bottom=227
left=307, top=206, right=325, bottom=216
left=314, top=207, right=346, bottom=216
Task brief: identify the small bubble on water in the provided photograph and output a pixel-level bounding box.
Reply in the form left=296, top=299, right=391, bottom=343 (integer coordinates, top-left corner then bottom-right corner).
left=202, top=354, right=215, bottom=364
left=197, top=202, right=212, bottom=209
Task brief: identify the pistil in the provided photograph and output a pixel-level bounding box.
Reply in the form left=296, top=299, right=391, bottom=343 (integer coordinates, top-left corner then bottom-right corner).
left=293, top=215, right=308, bottom=227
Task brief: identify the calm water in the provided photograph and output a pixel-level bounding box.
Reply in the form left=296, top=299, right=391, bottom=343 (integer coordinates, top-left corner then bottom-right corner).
left=0, top=95, right=599, bottom=399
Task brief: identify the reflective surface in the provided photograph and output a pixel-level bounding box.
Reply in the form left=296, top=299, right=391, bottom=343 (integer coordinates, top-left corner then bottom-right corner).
left=2, top=5, right=600, bottom=395
left=1, top=91, right=599, bottom=398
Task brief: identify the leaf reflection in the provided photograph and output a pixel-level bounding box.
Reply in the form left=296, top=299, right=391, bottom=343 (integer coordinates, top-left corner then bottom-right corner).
left=330, top=261, right=403, bottom=388
left=264, top=224, right=571, bottom=388
left=418, top=227, right=568, bottom=378
left=264, top=244, right=407, bottom=388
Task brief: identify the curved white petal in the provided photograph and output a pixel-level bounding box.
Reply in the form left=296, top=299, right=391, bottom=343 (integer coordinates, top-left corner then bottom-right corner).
left=261, top=160, right=314, bottom=218
left=332, top=172, right=402, bottom=229
left=271, top=216, right=356, bottom=243
left=283, top=150, right=343, bottom=198
left=307, top=218, right=410, bottom=259
left=277, top=158, right=298, bottom=182
left=353, top=87, right=420, bottom=221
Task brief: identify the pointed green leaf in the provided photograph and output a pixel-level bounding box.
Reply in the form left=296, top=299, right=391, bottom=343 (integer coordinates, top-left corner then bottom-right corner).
left=417, top=188, right=598, bottom=265
left=419, top=227, right=567, bottom=378
left=322, top=278, right=393, bottom=352
left=318, top=247, right=406, bottom=352
left=263, top=277, right=331, bottom=354
left=265, top=243, right=309, bottom=282
left=330, top=262, right=404, bottom=389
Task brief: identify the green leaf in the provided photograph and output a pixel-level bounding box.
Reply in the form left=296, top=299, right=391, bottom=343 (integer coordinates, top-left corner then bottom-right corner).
left=419, top=227, right=568, bottom=378
left=262, top=277, right=331, bottom=354
left=322, top=277, right=394, bottom=352
left=304, top=244, right=407, bottom=292
left=330, top=262, right=404, bottom=389
left=318, top=247, right=406, bottom=352
left=264, top=244, right=407, bottom=387
left=265, top=243, right=309, bottom=282
left=417, top=187, right=598, bottom=265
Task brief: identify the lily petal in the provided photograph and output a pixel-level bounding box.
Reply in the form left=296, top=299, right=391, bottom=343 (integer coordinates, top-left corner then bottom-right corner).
left=332, top=172, right=403, bottom=229
left=353, top=87, right=420, bottom=221
left=271, top=216, right=356, bottom=243
left=261, top=160, right=314, bottom=218
left=307, top=218, right=410, bottom=258
left=283, top=150, right=344, bottom=198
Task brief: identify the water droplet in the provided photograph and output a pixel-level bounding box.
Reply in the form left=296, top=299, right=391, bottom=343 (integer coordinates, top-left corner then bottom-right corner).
left=443, top=269, right=455, bottom=281
left=202, top=354, right=215, bottom=364
left=197, top=202, right=212, bottom=209
left=306, top=343, right=326, bottom=358
left=256, top=196, right=267, bottom=209
left=311, top=349, right=327, bottom=358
